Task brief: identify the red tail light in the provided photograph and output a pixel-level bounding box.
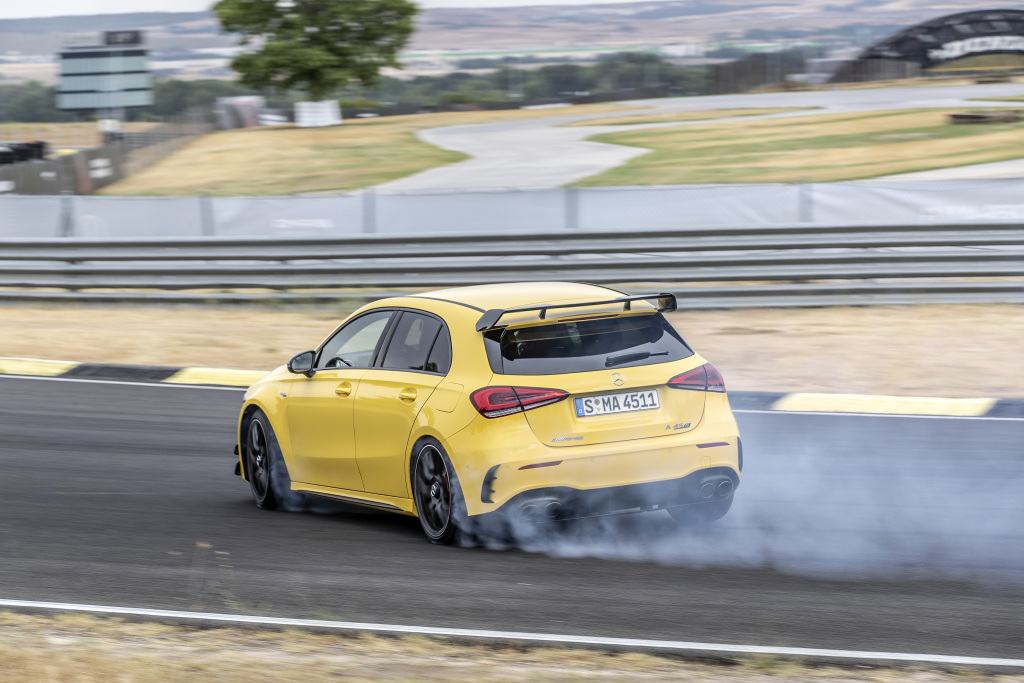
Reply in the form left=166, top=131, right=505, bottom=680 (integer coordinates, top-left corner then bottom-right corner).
left=668, top=363, right=726, bottom=393
left=470, top=386, right=569, bottom=419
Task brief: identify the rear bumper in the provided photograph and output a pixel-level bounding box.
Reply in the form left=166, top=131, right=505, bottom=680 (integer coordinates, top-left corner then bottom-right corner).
left=446, top=393, right=741, bottom=516
left=472, top=465, right=739, bottom=525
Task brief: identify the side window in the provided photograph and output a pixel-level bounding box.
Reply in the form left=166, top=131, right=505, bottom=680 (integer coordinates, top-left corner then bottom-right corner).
left=317, top=310, right=393, bottom=369
left=381, top=313, right=443, bottom=372
left=425, top=327, right=451, bottom=375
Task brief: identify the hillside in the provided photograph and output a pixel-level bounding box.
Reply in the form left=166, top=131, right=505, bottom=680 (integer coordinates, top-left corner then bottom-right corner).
left=0, top=0, right=1007, bottom=57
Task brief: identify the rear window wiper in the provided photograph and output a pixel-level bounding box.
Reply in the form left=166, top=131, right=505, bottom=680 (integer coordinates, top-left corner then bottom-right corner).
left=604, top=351, right=667, bottom=367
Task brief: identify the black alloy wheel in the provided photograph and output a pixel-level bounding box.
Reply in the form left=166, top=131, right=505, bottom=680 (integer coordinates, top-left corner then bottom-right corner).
left=247, top=416, right=272, bottom=505
left=412, top=443, right=459, bottom=544
left=244, top=409, right=303, bottom=510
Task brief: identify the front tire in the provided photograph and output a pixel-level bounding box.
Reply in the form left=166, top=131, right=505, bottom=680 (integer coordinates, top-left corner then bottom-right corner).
left=411, top=439, right=467, bottom=545
left=667, top=497, right=733, bottom=525
left=245, top=409, right=302, bottom=510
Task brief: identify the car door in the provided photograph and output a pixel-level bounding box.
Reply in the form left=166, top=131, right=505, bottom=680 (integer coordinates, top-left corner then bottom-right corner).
left=286, top=309, right=396, bottom=491
left=353, top=311, right=451, bottom=498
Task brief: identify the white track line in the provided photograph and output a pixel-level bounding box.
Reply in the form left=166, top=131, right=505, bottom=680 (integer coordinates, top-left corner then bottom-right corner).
left=0, top=599, right=1021, bottom=668
left=1, top=375, right=1020, bottom=420
left=733, top=409, right=1024, bottom=421
left=0, top=374, right=245, bottom=391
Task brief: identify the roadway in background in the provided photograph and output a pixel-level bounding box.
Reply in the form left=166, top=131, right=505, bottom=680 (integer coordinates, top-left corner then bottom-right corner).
left=376, top=82, right=1024, bottom=191
left=1, top=375, right=1021, bottom=658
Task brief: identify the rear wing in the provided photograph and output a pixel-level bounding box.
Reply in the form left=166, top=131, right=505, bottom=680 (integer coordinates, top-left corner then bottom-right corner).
left=475, top=293, right=677, bottom=332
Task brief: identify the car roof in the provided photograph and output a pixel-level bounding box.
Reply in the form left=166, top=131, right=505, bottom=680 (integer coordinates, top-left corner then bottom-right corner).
left=412, top=282, right=625, bottom=311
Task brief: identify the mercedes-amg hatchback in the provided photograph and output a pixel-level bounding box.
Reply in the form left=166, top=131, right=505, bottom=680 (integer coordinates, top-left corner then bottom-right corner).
left=236, top=282, right=742, bottom=544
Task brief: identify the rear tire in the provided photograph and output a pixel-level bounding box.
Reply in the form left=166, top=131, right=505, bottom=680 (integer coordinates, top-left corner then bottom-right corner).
left=411, top=439, right=468, bottom=545
left=245, top=409, right=303, bottom=511
left=667, top=497, right=733, bottom=525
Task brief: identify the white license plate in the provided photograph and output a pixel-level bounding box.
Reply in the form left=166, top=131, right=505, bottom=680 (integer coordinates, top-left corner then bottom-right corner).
left=574, top=390, right=660, bottom=418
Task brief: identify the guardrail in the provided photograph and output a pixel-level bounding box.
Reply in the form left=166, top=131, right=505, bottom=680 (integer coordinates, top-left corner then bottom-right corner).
left=1, top=223, right=1022, bottom=308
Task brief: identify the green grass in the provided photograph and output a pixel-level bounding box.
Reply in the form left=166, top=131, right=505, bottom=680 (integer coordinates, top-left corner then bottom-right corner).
left=576, top=108, right=1024, bottom=185
left=561, top=107, right=814, bottom=127
left=969, top=96, right=1024, bottom=103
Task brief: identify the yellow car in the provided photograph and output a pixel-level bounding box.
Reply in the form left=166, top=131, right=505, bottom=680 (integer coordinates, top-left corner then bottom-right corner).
left=236, top=282, right=742, bottom=544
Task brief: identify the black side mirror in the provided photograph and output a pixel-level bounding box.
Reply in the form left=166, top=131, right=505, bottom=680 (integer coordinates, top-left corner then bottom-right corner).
left=288, top=350, right=315, bottom=377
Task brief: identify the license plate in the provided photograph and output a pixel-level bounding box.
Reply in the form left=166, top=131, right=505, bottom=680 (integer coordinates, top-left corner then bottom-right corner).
left=575, top=390, right=660, bottom=418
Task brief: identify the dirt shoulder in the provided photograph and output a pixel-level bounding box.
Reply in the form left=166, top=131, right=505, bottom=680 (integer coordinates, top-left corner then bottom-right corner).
left=2, top=302, right=1021, bottom=397
left=0, top=611, right=1017, bottom=683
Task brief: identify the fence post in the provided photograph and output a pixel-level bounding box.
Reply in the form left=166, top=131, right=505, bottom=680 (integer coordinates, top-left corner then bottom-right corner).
left=59, top=191, right=74, bottom=238
left=798, top=176, right=814, bottom=223
left=564, top=186, right=579, bottom=230
left=199, top=190, right=215, bottom=237
left=363, top=188, right=377, bottom=233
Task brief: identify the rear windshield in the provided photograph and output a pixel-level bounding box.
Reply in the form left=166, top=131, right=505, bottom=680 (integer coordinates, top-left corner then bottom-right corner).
left=483, top=312, right=693, bottom=376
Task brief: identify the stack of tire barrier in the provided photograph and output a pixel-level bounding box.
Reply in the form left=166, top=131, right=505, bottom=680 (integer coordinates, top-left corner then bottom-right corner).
left=0, top=141, right=49, bottom=165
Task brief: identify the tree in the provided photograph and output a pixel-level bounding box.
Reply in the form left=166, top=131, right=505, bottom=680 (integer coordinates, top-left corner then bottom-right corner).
left=213, top=0, right=418, bottom=101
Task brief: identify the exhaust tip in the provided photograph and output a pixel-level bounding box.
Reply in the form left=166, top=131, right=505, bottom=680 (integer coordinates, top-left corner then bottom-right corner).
left=699, top=482, right=717, bottom=499
left=544, top=500, right=564, bottom=521
left=717, top=479, right=734, bottom=497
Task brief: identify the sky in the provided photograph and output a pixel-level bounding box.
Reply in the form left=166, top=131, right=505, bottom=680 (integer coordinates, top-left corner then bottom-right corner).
left=0, top=0, right=664, bottom=20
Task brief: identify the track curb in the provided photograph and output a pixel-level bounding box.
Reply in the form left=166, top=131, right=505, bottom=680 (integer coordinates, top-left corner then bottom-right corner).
left=1, top=357, right=1022, bottom=418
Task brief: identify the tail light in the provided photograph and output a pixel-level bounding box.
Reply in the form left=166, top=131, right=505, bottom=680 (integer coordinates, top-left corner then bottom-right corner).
left=470, top=386, right=569, bottom=419
left=668, top=363, right=726, bottom=393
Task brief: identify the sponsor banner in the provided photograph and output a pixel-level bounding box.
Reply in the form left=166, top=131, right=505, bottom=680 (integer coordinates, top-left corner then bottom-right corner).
left=928, top=35, right=1024, bottom=62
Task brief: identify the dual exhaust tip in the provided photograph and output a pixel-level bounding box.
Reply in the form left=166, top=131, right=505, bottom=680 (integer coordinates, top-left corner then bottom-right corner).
left=517, top=479, right=734, bottom=522
left=518, top=497, right=564, bottom=522
left=700, top=478, right=733, bottom=499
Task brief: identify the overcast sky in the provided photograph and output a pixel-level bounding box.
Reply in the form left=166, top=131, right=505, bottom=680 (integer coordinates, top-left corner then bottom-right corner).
left=0, top=0, right=662, bottom=20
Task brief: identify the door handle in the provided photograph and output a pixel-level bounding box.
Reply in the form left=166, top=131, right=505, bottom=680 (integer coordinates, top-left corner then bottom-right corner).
left=335, top=382, right=352, bottom=397
left=398, top=388, right=417, bottom=402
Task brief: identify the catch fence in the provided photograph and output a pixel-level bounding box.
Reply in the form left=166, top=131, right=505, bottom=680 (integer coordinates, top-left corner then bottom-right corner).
left=2, top=178, right=1024, bottom=238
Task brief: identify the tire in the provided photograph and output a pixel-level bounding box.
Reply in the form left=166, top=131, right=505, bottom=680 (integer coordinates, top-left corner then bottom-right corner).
left=666, top=496, right=733, bottom=525
left=244, top=409, right=304, bottom=511
left=410, top=439, right=468, bottom=545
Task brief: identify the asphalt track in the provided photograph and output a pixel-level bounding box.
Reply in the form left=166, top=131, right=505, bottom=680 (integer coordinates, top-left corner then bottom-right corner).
left=1, top=375, right=1022, bottom=661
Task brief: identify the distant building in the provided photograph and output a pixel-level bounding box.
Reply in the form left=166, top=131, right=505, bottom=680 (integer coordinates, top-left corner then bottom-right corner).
left=57, top=30, right=153, bottom=115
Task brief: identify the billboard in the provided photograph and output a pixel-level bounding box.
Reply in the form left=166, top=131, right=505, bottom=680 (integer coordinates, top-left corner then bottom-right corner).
left=57, top=30, right=153, bottom=112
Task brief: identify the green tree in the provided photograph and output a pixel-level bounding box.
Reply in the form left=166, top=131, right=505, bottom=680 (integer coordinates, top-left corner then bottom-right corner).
left=213, top=0, right=418, bottom=101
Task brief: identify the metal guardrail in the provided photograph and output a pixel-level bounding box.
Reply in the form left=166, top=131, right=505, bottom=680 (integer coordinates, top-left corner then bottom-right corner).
left=0, top=223, right=1022, bottom=307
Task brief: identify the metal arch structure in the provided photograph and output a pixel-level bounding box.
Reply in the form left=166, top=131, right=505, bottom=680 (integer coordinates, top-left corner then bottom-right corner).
left=831, top=9, right=1024, bottom=82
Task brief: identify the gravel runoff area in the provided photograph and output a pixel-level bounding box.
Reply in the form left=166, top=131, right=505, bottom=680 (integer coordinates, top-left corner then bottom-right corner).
left=0, top=611, right=1019, bottom=683
left=1, top=303, right=1022, bottom=398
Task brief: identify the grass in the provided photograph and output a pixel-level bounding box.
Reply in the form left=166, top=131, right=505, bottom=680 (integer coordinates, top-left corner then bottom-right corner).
left=0, top=122, right=157, bottom=149
left=2, top=302, right=1022, bottom=397
left=561, top=107, right=814, bottom=127
left=0, top=611, right=1017, bottom=682
left=971, top=96, right=1024, bottom=103
left=576, top=108, right=1024, bottom=185
left=98, top=104, right=637, bottom=196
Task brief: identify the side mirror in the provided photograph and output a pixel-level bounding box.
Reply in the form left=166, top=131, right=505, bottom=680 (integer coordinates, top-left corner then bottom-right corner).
left=288, top=350, right=315, bottom=377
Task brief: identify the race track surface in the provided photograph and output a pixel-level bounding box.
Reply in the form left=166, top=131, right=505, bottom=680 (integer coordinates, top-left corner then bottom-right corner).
left=1, top=375, right=1022, bottom=658
left=375, top=82, right=1024, bottom=191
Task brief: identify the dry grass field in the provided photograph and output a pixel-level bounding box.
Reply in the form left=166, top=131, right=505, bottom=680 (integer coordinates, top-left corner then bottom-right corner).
left=1, top=303, right=1021, bottom=398
left=0, top=611, right=1016, bottom=683
left=0, top=122, right=157, bottom=149
left=578, top=108, right=1024, bottom=185
left=563, top=107, right=813, bottom=127
left=98, top=104, right=638, bottom=196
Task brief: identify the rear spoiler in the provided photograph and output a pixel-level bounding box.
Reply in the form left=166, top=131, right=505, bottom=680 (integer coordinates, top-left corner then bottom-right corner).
left=475, top=293, right=677, bottom=332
